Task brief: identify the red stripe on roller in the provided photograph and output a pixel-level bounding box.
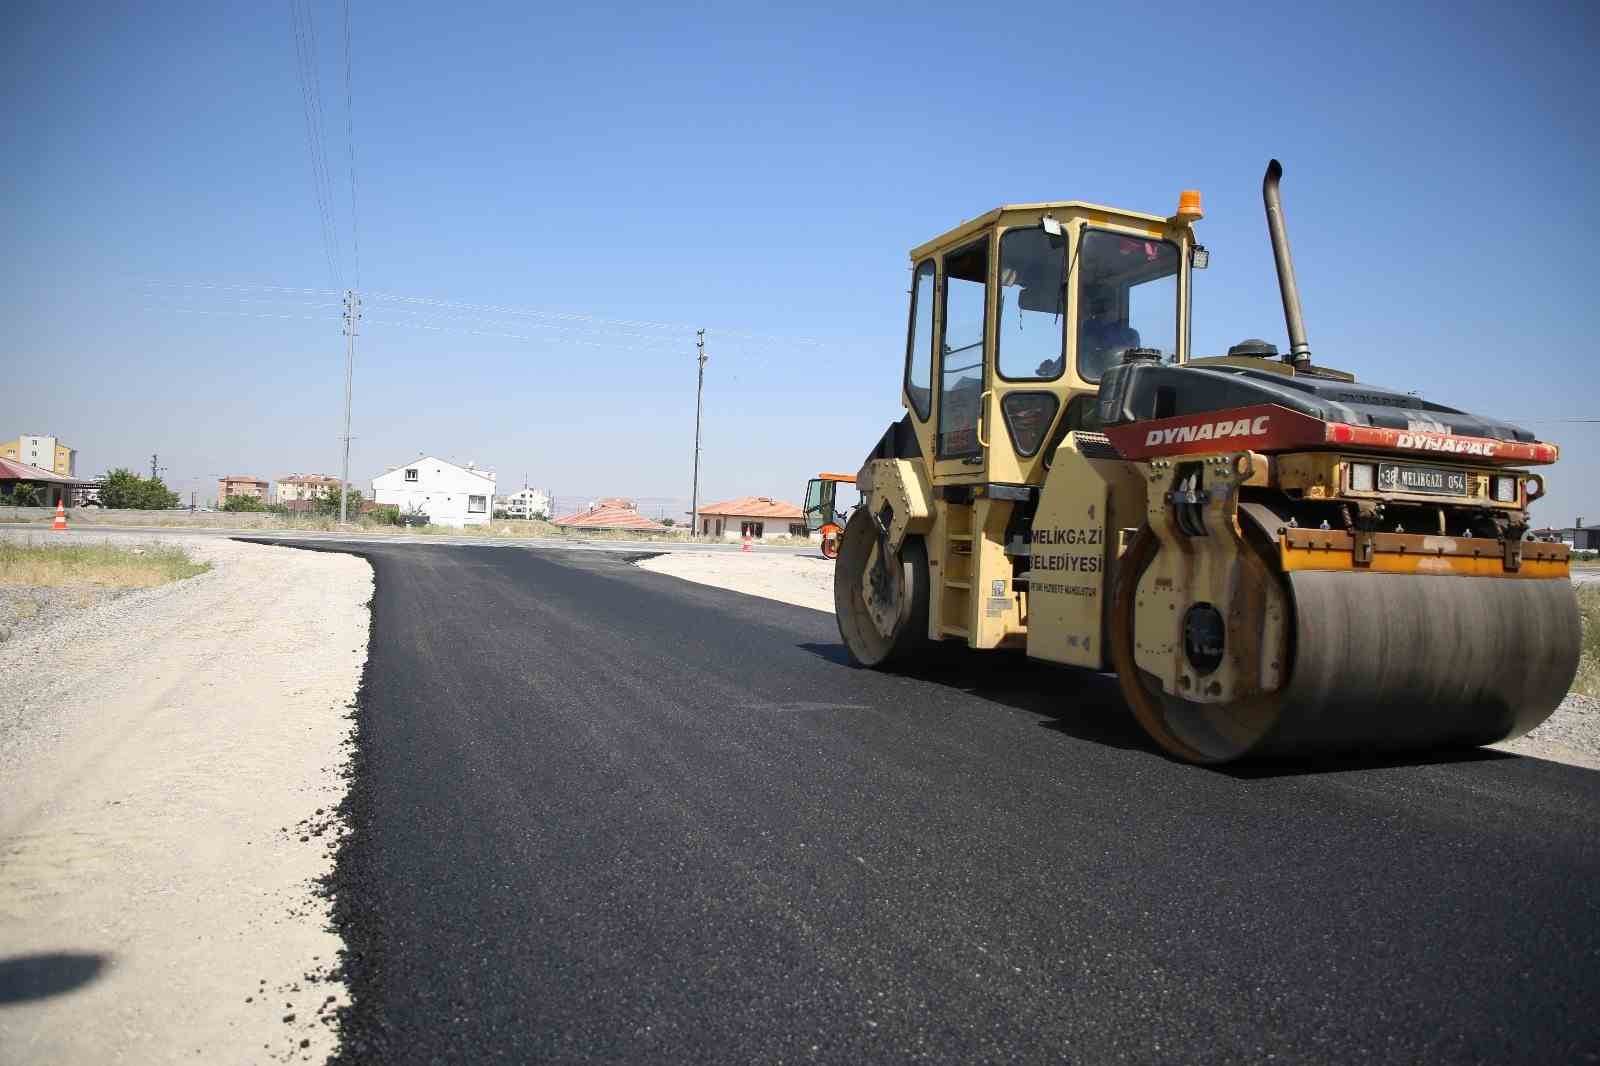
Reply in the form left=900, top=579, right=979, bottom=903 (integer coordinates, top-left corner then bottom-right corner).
left=1103, top=404, right=1559, bottom=466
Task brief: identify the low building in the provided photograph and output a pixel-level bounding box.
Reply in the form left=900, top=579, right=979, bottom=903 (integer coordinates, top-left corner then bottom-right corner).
left=1555, top=519, right=1600, bottom=551
left=1, top=434, right=76, bottom=477
left=276, top=473, right=342, bottom=504
left=218, top=475, right=270, bottom=505
left=1, top=456, right=95, bottom=507
left=371, top=455, right=496, bottom=528
left=552, top=498, right=668, bottom=533
left=497, top=487, right=552, bottom=519
left=693, top=496, right=808, bottom=541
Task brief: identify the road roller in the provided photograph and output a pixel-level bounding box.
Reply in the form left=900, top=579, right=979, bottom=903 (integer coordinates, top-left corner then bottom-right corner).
left=836, top=160, right=1580, bottom=763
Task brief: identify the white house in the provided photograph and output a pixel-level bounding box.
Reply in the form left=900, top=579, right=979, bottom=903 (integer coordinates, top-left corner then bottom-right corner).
left=371, top=455, right=496, bottom=528
left=496, top=487, right=551, bottom=520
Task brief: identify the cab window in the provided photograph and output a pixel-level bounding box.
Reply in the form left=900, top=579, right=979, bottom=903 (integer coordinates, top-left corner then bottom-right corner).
left=996, top=227, right=1066, bottom=380
left=904, top=260, right=934, bottom=419
left=937, top=236, right=988, bottom=459
left=1076, top=230, right=1179, bottom=382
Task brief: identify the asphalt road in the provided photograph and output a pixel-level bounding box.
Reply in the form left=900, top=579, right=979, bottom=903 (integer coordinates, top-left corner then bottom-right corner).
left=273, top=540, right=1599, bottom=1065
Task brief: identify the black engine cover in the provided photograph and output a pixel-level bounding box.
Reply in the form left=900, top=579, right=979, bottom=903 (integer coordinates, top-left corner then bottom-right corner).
left=1097, top=361, right=1534, bottom=443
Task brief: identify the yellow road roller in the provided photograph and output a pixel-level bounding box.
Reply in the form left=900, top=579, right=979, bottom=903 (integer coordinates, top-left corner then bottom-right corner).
left=835, top=160, right=1580, bottom=763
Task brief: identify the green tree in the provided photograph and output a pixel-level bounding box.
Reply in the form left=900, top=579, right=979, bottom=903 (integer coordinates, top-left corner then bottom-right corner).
left=315, top=484, right=364, bottom=516
left=220, top=495, right=267, bottom=512
left=98, top=468, right=180, bottom=509
left=3, top=481, right=43, bottom=507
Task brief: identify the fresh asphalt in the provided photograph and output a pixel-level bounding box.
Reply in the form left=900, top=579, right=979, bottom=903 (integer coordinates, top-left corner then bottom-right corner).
left=252, top=538, right=1598, bottom=1065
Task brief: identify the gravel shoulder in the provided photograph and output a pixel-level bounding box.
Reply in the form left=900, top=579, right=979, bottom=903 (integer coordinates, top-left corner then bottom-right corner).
left=635, top=551, right=835, bottom=613
left=0, top=533, right=371, bottom=1064
left=637, top=550, right=1600, bottom=771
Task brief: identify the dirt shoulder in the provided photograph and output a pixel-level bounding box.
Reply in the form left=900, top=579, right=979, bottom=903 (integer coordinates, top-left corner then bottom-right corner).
left=0, top=533, right=371, bottom=1064
left=636, top=550, right=835, bottom=613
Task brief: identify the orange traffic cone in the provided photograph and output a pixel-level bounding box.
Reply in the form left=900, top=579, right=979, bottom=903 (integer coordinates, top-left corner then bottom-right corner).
left=741, top=529, right=752, bottom=552
left=52, top=500, right=68, bottom=533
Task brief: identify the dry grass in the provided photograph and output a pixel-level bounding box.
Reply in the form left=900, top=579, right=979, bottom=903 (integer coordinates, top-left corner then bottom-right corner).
left=1576, top=584, right=1600, bottom=699
left=0, top=539, right=211, bottom=589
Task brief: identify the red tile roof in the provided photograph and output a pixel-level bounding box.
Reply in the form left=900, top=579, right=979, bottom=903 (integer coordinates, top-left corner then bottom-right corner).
left=0, top=457, right=91, bottom=484
left=552, top=505, right=669, bottom=532
left=696, top=495, right=804, bottom=519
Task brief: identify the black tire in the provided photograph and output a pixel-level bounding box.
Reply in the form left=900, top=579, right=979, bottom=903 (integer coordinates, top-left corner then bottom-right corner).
left=833, top=507, right=930, bottom=667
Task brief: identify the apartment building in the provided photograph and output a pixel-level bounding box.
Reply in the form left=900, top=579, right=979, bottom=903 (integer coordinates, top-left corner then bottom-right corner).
left=218, top=474, right=270, bottom=504
left=276, top=473, right=342, bottom=503
left=1, top=434, right=76, bottom=477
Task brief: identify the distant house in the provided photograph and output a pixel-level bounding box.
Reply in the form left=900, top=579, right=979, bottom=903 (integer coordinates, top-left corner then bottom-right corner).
left=371, top=455, right=496, bottom=528
left=1555, top=519, right=1600, bottom=551
left=553, top=498, right=668, bottom=533
left=497, top=487, right=552, bottom=520
left=218, top=475, right=270, bottom=504
left=693, top=496, right=807, bottom=541
left=276, top=473, right=341, bottom=504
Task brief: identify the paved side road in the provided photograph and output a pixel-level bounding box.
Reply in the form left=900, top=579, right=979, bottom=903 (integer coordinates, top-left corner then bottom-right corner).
left=291, top=540, right=1599, bottom=1065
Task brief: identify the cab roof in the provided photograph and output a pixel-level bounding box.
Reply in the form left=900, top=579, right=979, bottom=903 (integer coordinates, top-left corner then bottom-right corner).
left=908, top=201, right=1172, bottom=262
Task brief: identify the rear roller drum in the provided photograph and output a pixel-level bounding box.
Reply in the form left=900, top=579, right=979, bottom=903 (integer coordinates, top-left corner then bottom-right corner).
left=1111, top=525, right=1582, bottom=764
left=819, top=523, right=842, bottom=560
left=834, top=507, right=929, bottom=667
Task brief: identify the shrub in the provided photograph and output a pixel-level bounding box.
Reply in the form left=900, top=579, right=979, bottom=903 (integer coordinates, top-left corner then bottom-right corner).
left=220, top=495, right=267, bottom=512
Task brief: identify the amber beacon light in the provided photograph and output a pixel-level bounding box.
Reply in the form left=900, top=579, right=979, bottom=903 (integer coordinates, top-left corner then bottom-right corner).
left=1176, top=189, right=1204, bottom=222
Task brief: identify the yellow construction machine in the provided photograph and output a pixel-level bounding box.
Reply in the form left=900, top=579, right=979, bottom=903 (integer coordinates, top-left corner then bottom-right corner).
left=837, top=161, right=1580, bottom=763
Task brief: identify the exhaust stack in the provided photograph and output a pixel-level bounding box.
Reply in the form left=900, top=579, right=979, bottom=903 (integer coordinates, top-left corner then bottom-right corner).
left=1262, top=159, right=1312, bottom=368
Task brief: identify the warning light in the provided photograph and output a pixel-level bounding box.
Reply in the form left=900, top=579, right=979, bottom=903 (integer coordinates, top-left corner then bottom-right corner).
left=1176, top=189, right=1204, bottom=222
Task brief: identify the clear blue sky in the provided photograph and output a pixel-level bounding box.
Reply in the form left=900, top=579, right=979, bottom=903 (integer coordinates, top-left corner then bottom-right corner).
left=4, top=0, right=1596, bottom=524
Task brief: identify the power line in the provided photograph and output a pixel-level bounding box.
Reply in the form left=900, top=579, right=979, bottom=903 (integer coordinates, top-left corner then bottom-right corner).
left=138, top=279, right=886, bottom=357
left=342, top=0, right=361, bottom=290
left=362, top=290, right=830, bottom=348
left=289, top=0, right=343, bottom=288
left=141, top=280, right=343, bottom=296
left=300, top=0, right=344, bottom=280
left=158, top=307, right=335, bottom=323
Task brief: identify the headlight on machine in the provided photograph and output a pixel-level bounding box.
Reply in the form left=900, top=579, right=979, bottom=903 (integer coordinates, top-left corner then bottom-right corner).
left=1491, top=475, right=1518, bottom=503
left=1348, top=462, right=1376, bottom=492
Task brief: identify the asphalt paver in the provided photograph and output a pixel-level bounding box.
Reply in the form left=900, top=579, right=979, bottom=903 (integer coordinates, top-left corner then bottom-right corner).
left=275, top=541, right=1600, bottom=1065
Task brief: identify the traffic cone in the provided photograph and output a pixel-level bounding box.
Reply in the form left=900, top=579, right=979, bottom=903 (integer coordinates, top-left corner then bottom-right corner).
left=52, top=500, right=68, bottom=533
left=742, top=529, right=752, bottom=552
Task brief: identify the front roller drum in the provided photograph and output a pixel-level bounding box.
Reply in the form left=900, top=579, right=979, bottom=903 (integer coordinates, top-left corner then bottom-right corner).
left=1112, top=528, right=1582, bottom=763
left=834, top=508, right=930, bottom=667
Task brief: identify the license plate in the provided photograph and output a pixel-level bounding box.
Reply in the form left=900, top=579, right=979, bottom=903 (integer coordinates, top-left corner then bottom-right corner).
left=1377, top=463, right=1468, bottom=495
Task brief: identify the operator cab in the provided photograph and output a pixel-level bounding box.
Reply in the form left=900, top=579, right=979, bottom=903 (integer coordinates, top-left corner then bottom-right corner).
left=897, top=197, right=1202, bottom=487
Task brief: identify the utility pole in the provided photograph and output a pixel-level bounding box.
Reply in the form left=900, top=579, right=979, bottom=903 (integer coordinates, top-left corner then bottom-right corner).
left=691, top=329, right=707, bottom=538
left=150, top=454, right=160, bottom=481
left=340, top=290, right=361, bottom=524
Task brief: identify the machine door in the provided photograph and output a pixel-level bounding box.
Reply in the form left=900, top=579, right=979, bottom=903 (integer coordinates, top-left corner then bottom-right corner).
left=933, top=234, right=990, bottom=481
left=802, top=478, right=836, bottom=533
left=990, top=223, right=1069, bottom=481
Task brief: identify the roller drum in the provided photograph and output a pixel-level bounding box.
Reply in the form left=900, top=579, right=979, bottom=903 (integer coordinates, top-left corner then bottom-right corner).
left=1257, top=571, right=1581, bottom=757
left=1114, top=527, right=1582, bottom=763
